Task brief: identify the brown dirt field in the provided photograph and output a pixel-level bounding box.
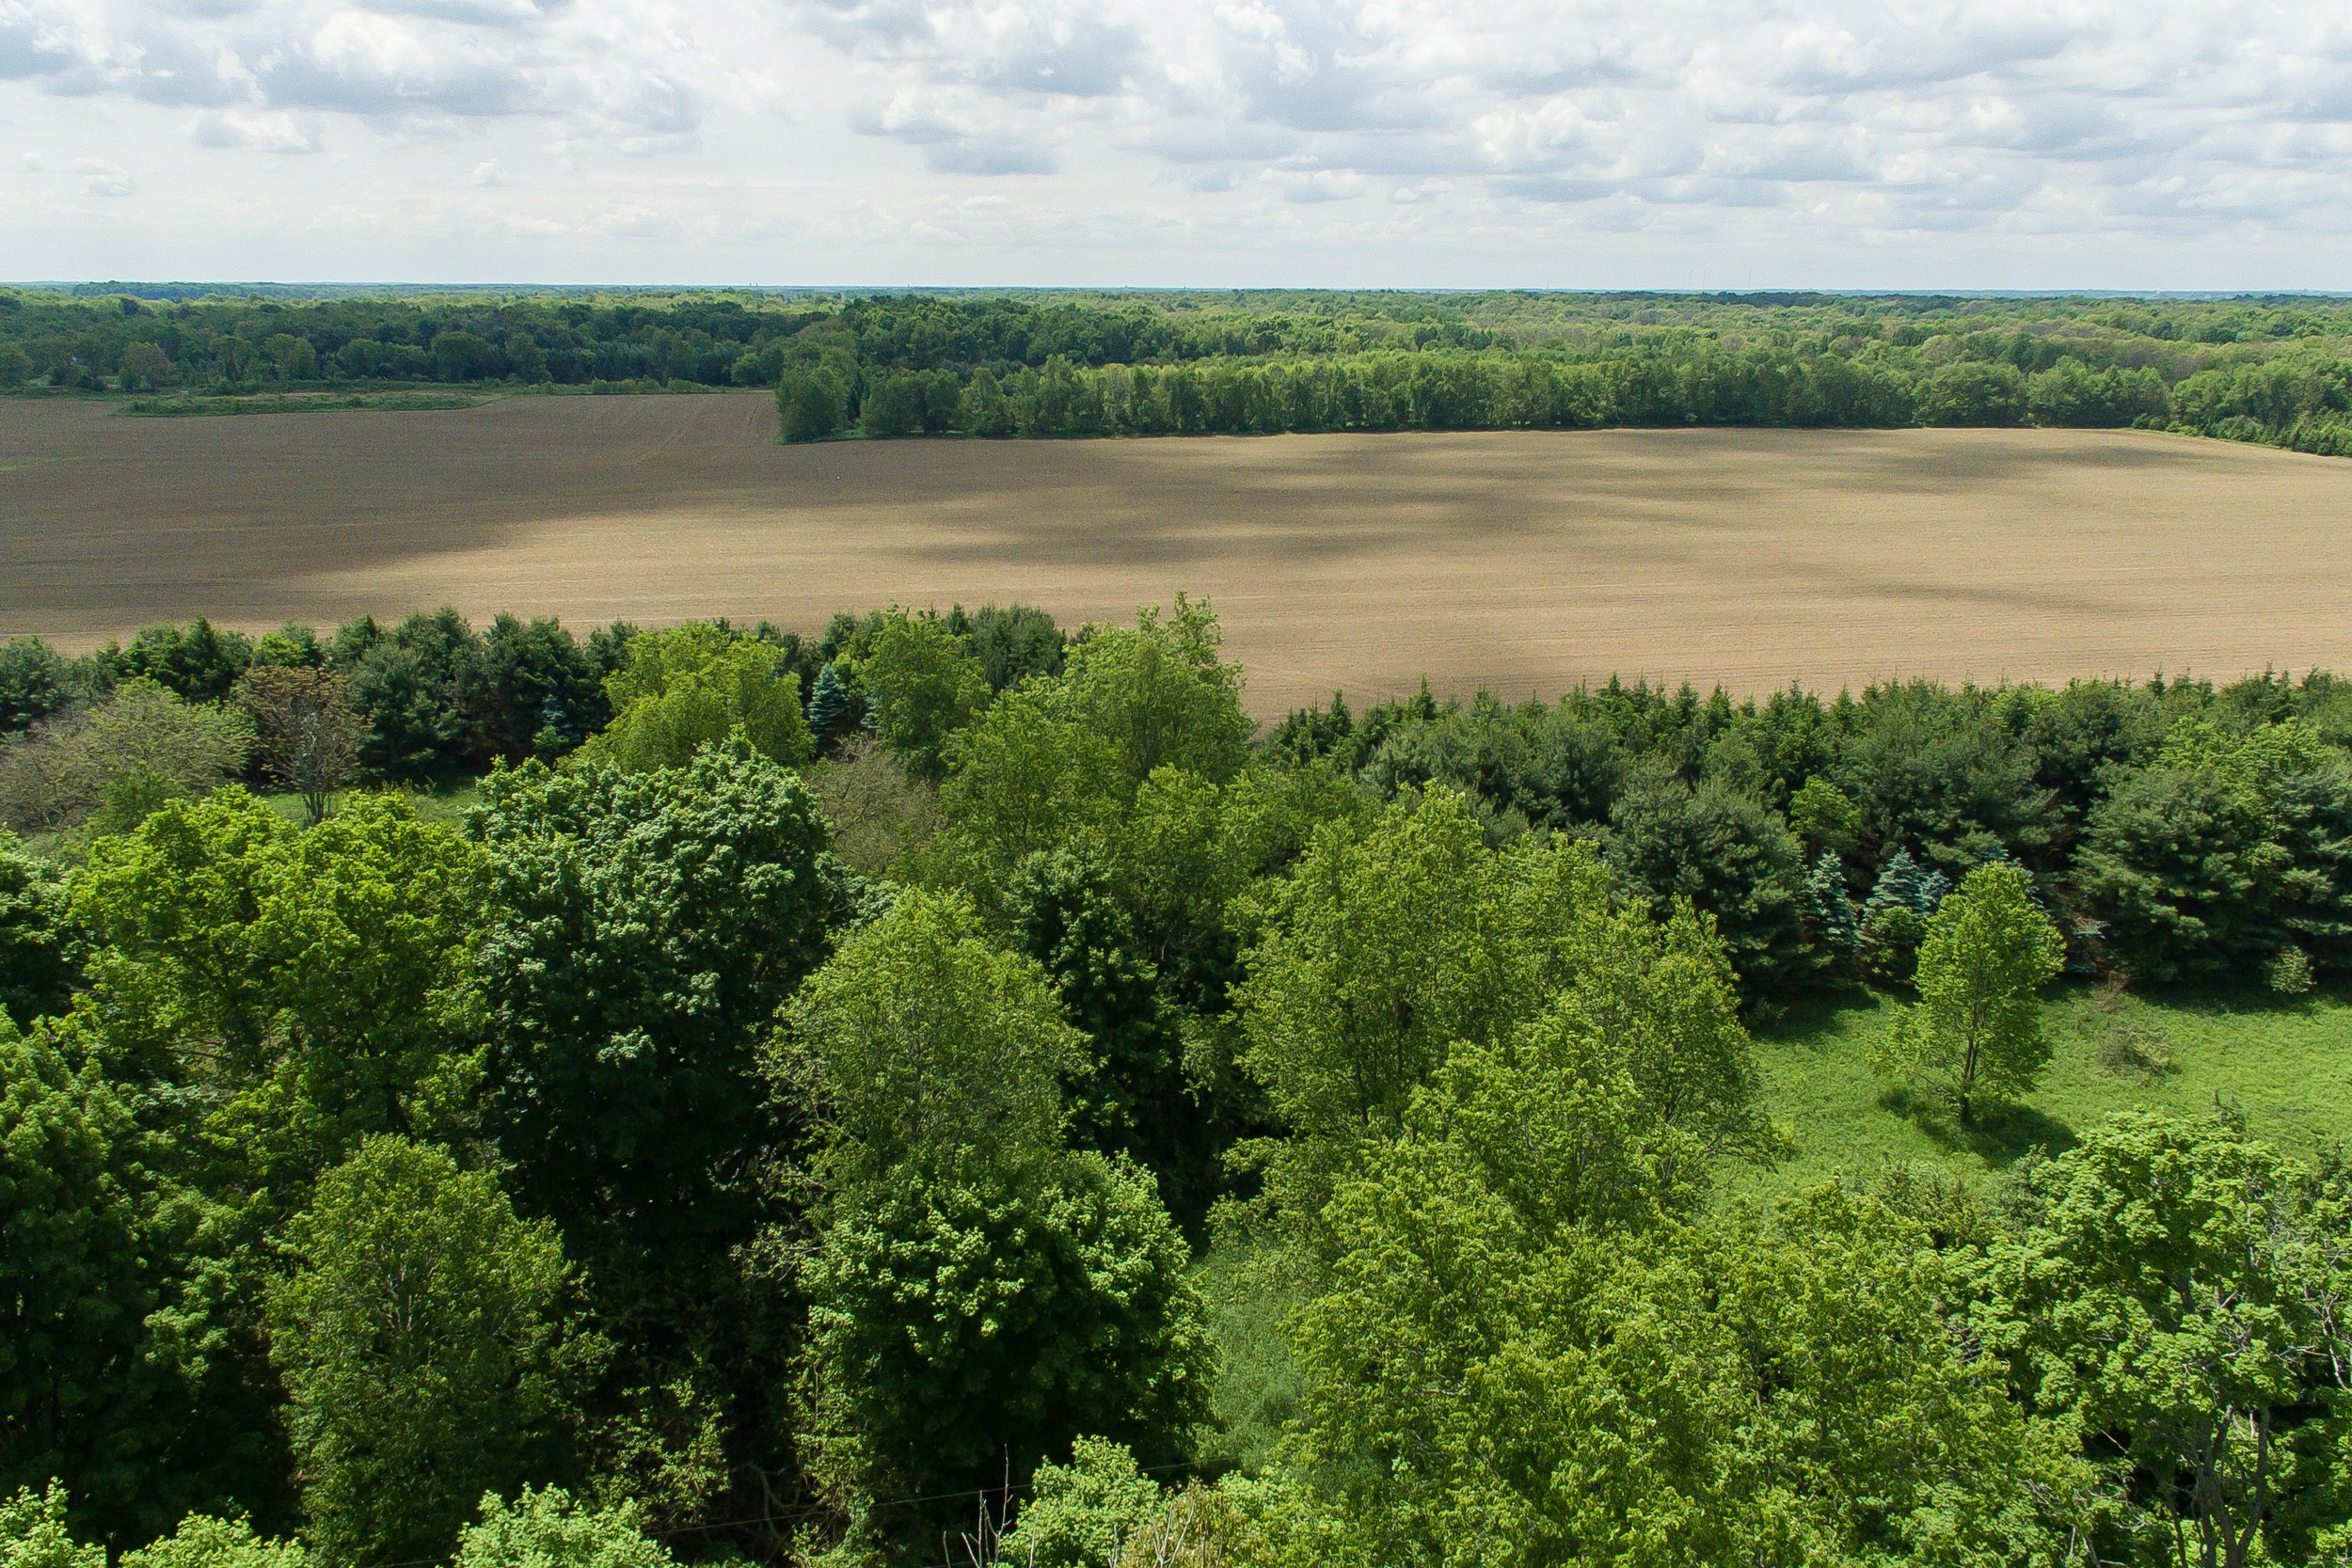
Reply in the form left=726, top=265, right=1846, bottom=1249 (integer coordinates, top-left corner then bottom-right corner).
left=4, top=391, right=2349, bottom=716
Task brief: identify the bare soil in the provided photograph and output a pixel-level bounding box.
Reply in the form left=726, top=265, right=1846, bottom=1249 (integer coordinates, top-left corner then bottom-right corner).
left=5, top=392, right=2349, bottom=715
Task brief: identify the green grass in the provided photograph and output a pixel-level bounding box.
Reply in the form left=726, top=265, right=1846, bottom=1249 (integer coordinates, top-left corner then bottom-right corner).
left=118, top=390, right=492, bottom=417
left=256, top=782, right=485, bottom=830
left=1741, top=981, right=2352, bottom=1195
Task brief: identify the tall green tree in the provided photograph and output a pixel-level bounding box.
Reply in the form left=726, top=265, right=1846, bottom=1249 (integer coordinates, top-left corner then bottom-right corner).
left=1871, top=862, right=2064, bottom=1123
left=1602, top=769, right=1821, bottom=997
left=1233, top=789, right=1632, bottom=1219
left=582, top=625, right=811, bottom=772
left=1979, top=1113, right=2352, bottom=1568
left=779, top=890, right=1211, bottom=1557
left=0, top=1024, right=213, bottom=1549
left=776, top=888, right=1080, bottom=1184
left=1296, top=1155, right=2083, bottom=1568
left=857, top=612, right=989, bottom=782
left=800, top=1152, right=1211, bottom=1550
left=471, top=741, right=831, bottom=1311
left=267, top=1137, right=588, bottom=1568
left=0, top=834, right=72, bottom=1026
left=68, top=790, right=485, bottom=1215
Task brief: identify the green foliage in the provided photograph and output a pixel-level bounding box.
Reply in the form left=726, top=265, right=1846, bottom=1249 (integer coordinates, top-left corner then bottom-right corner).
left=1006, top=846, right=1184, bottom=1172
left=804, top=663, right=854, bottom=750
left=0, top=680, right=253, bottom=837
left=451, top=1488, right=673, bottom=1568
left=1297, top=1160, right=2081, bottom=1567
left=0, top=834, right=71, bottom=1024
left=1788, top=775, right=1860, bottom=854
left=2079, top=720, right=2352, bottom=982
left=0, top=638, right=72, bottom=736
left=584, top=624, right=812, bottom=771
left=801, top=1152, right=1212, bottom=1538
left=1603, top=768, right=1820, bottom=996
left=1872, top=863, right=2066, bottom=1123
left=0, top=1031, right=208, bottom=1545
left=0, top=288, right=2329, bottom=454
left=1979, top=1112, right=2352, bottom=1567
left=936, top=597, right=1252, bottom=889
left=1236, top=787, right=1775, bottom=1237
left=1803, top=850, right=1861, bottom=957
left=857, top=613, right=989, bottom=782
left=779, top=887, right=1080, bottom=1181
left=2268, top=946, right=2316, bottom=995
left=69, top=790, right=485, bottom=1212
left=0, top=1483, right=103, bottom=1568
left=338, top=610, right=481, bottom=783
left=266, top=1137, right=587, bottom=1568
left=776, top=367, right=848, bottom=442
left=119, top=1514, right=308, bottom=1568
left=998, top=1439, right=1162, bottom=1568
left=471, top=741, right=830, bottom=1309
left=2078, top=766, right=2271, bottom=983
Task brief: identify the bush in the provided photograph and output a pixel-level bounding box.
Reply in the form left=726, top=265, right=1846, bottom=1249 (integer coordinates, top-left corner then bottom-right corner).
left=2267, top=946, right=2316, bottom=996
left=0, top=681, right=252, bottom=836
left=453, top=1488, right=672, bottom=1568
left=999, top=1439, right=1162, bottom=1568
left=0, top=1482, right=102, bottom=1568
left=119, top=1513, right=308, bottom=1568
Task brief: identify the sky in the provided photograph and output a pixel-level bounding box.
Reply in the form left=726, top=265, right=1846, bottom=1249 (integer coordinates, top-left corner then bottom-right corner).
left=4, top=0, right=2351, bottom=289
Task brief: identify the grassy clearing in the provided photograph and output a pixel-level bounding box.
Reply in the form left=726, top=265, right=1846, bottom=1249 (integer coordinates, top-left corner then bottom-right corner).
left=119, top=390, right=492, bottom=417
left=1742, top=982, right=2352, bottom=1195
left=255, top=782, right=485, bottom=830
left=1200, top=983, right=2352, bottom=1459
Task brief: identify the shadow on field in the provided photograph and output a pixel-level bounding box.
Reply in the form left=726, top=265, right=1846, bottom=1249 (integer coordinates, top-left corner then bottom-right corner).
left=1879, top=1085, right=2078, bottom=1166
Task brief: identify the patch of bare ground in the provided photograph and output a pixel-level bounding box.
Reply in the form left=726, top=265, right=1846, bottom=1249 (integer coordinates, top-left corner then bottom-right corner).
left=4, top=392, right=2348, bottom=715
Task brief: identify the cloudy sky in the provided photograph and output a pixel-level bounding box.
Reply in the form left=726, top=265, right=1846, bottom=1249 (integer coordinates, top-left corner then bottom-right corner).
left=4, top=0, right=2349, bottom=287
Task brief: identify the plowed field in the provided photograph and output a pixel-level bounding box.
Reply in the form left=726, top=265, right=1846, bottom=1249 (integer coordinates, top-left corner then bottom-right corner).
left=5, top=393, right=2349, bottom=714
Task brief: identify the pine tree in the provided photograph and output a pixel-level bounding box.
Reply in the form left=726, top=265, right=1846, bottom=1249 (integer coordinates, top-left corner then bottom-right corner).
left=1805, top=852, right=1861, bottom=956
left=1858, top=849, right=1930, bottom=987
left=1915, top=869, right=1953, bottom=915
left=1863, top=849, right=1925, bottom=924
left=806, top=662, right=852, bottom=750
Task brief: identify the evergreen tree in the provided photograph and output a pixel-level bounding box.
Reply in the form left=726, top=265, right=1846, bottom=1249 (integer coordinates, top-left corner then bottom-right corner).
left=805, top=662, right=853, bottom=749
left=1857, top=849, right=1931, bottom=986
left=1804, top=851, right=1861, bottom=957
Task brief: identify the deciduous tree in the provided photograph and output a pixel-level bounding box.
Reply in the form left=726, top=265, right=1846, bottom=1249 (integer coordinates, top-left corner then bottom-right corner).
left=1871, top=862, right=2064, bottom=1123
left=267, top=1137, right=587, bottom=1568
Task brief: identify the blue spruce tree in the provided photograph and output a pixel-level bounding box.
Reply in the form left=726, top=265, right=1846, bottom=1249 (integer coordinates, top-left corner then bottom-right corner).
left=806, top=662, right=853, bottom=750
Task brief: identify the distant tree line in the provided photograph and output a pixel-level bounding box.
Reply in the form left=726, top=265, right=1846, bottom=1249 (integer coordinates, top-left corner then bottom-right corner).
left=6, top=288, right=2352, bottom=455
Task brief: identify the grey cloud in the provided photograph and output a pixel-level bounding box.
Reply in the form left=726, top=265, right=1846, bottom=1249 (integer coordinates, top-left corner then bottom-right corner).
left=0, top=7, right=86, bottom=81
left=255, top=45, right=530, bottom=119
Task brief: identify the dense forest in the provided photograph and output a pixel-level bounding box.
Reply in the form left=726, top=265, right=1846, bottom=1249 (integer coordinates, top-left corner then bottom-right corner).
left=5, top=288, right=2352, bottom=456
left=5, top=600, right=2352, bottom=1568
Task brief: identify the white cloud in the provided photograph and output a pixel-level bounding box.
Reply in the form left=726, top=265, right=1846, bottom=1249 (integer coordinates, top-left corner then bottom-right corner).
left=3, top=0, right=2352, bottom=282
left=192, top=105, right=322, bottom=150
left=69, top=153, right=135, bottom=194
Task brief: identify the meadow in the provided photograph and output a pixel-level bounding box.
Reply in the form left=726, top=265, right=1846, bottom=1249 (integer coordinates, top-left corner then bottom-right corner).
left=1747, top=984, right=2352, bottom=1193
left=6, top=393, right=2352, bottom=715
